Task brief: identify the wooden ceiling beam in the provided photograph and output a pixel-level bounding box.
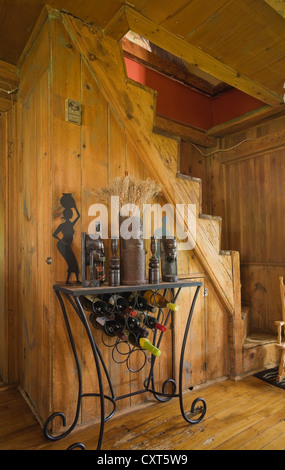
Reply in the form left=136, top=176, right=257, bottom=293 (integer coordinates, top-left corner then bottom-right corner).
left=208, top=103, right=285, bottom=137
left=155, top=114, right=217, bottom=147
left=121, top=38, right=217, bottom=96
left=104, top=5, right=283, bottom=107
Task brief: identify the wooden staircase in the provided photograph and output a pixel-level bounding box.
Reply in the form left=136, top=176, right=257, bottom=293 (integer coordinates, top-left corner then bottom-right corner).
left=241, top=303, right=279, bottom=374
left=55, top=9, right=243, bottom=377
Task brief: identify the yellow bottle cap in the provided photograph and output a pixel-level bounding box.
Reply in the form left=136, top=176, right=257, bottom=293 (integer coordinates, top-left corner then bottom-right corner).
left=166, top=302, right=179, bottom=312
left=139, top=338, right=161, bottom=357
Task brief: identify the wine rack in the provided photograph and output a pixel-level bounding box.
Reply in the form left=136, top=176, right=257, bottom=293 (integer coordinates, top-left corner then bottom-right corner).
left=43, top=279, right=206, bottom=450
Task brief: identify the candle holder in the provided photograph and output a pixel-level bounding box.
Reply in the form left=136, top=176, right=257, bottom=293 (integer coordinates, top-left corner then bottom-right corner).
left=81, top=223, right=106, bottom=287
left=148, top=237, right=159, bottom=284
left=109, top=237, right=120, bottom=286
left=160, top=236, right=178, bottom=282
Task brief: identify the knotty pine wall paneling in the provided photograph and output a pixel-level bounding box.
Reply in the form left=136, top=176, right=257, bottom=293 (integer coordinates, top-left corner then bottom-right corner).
left=0, top=112, right=7, bottom=381
left=0, top=87, right=20, bottom=384
left=80, top=58, right=110, bottom=423
left=208, top=115, right=285, bottom=337
left=17, top=15, right=52, bottom=417
left=49, top=13, right=83, bottom=428
left=3, top=106, right=19, bottom=385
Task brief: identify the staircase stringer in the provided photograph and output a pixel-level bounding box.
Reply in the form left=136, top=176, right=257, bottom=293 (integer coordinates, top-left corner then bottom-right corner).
left=61, top=12, right=237, bottom=317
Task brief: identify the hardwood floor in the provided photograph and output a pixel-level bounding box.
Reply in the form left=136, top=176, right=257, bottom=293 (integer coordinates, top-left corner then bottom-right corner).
left=1, top=375, right=285, bottom=450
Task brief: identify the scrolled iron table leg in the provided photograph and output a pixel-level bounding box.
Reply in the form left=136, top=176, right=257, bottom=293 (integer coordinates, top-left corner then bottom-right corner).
left=66, top=442, right=86, bottom=450
left=178, top=285, right=207, bottom=424
left=72, top=296, right=111, bottom=450
left=144, top=288, right=180, bottom=402
left=43, top=291, right=83, bottom=442
left=44, top=292, right=111, bottom=450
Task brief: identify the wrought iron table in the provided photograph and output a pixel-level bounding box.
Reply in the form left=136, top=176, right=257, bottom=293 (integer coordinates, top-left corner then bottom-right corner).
left=44, top=279, right=207, bottom=450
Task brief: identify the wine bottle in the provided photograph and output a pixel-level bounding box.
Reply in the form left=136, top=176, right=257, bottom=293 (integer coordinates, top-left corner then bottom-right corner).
left=124, top=307, right=138, bottom=317
left=90, top=313, right=127, bottom=340
left=127, top=292, right=156, bottom=313
left=126, top=331, right=161, bottom=357
left=136, top=311, right=166, bottom=332
left=113, top=310, right=140, bottom=331
left=143, top=290, right=179, bottom=312
left=102, top=294, right=131, bottom=311
left=82, top=296, right=114, bottom=318
left=113, top=311, right=150, bottom=338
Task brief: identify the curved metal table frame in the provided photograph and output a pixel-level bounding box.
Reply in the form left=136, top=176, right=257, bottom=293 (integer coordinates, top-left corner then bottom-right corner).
left=43, top=279, right=207, bottom=450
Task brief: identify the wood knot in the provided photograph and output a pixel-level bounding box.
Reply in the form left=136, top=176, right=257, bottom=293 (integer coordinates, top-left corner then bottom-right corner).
left=88, top=53, right=97, bottom=61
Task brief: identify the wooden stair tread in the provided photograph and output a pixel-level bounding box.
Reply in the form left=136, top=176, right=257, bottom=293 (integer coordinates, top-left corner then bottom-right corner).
left=243, top=331, right=277, bottom=349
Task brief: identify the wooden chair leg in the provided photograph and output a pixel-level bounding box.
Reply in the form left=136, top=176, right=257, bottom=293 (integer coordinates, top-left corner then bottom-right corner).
left=277, top=349, right=285, bottom=382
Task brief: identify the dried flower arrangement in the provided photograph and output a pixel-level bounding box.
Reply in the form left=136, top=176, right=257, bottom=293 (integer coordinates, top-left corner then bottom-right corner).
left=95, top=175, right=161, bottom=212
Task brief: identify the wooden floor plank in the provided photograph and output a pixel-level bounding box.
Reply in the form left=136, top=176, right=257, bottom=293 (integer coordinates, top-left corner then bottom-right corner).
left=1, top=376, right=285, bottom=450
left=219, top=407, right=285, bottom=450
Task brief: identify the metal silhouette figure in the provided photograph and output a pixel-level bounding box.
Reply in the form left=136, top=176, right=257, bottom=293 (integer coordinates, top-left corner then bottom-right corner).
left=53, top=193, right=80, bottom=284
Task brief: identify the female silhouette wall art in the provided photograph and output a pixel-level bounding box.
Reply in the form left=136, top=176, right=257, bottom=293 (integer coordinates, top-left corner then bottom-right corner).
left=53, top=193, right=80, bottom=284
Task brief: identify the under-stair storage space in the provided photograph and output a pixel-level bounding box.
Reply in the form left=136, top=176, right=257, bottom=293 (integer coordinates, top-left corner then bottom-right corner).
left=204, top=117, right=285, bottom=377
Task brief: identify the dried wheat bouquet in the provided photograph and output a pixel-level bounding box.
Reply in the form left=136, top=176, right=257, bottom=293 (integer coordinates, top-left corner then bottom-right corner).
left=95, top=175, right=161, bottom=212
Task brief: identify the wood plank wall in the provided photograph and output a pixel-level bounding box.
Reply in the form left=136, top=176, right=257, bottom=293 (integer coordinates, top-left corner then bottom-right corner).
left=207, top=115, right=285, bottom=335
left=17, top=20, right=51, bottom=417
left=0, top=112, right=7, bottom=380
left=7, top=9, right=231, bottom=429
left=0, top=105, right=19, bottom=384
